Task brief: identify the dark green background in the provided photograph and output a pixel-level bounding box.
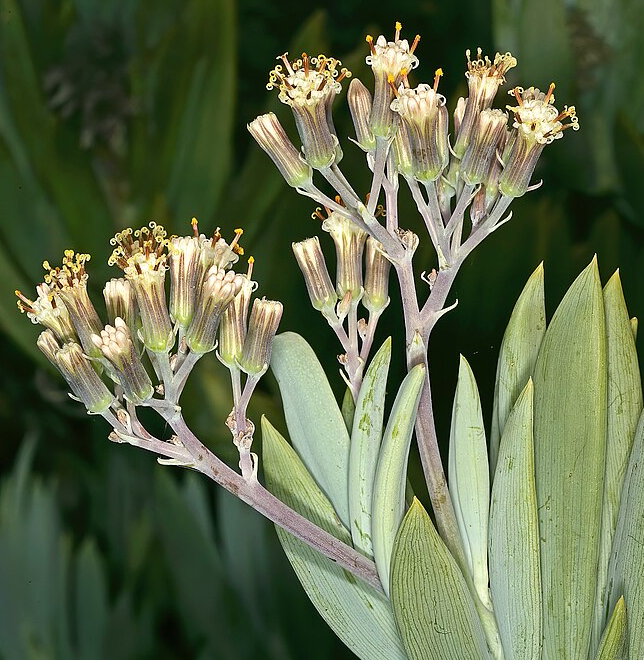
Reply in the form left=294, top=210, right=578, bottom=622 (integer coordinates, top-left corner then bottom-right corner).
left=0, top=0, right=642, bottom=657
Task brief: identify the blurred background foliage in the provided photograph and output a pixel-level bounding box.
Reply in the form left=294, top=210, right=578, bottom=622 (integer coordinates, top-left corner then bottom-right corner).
left=0, top=0, right=643, bottom=657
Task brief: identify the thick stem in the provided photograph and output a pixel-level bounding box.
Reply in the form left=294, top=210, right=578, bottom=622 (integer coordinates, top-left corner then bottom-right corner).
left=163, top=410, right=383, bottom=591
left=394, top=259, right=468, bottom=569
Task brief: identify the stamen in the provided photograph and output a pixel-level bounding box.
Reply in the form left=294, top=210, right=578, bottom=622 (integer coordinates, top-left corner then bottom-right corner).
left=211, top=227, right=222, bottom=247
left=303, top=52, right=309, bottom=77
left=387, top=74, right=399, bottom=97
left=433, top=68, right=443, bottom=92
left=409, top=34, right=421, bottom=55
left=247, top=256, right=255, bottom=279
left=544, top=82, right=555, bottom=104
left=366, top=35, right=376, bottom=56
left=191, top=217, right=199, bottom=237
left=400, top=68, right=410, bottom=88
left=512, top=87, right=523, bottom=106
left=312, top=208, right=326, bottom=221
left=278, top=53, right=294, bottom=76
left=334, top=195, right=345, bottom=207
left=395, top=21, right=402, bottom=42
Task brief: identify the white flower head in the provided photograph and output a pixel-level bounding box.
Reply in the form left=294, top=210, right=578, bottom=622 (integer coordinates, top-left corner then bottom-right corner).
left=16, top=282, right=76, bottom=342
left=508, top=84, right=579, bottom=146
left=267, top=52, right=350, bottom=108
left=391, top=81, right=446, bottom=125
left=366, top=22, right=420, bottom=78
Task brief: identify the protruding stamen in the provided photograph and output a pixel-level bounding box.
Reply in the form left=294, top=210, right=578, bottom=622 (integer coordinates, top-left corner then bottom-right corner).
left=394, top=21, right=402, bottom=41
left=312, top=207, right=326, bottom=221
left=247, top=256, right=255, bottom=280
left=278, top=53, right=294, bottom=76
left=544, top=82, right=556, bottom=104
left=303, top=52, right=309, bottom=77
left=366, top=34, right=376, bottom=56
left=400, top=68, right=410, bottom=89
left=231, top=228, right=244, bottom=255
left=410, top=34, right=421, bottom=55
left=512, top=86, right=523, bottom=106
left=433, top=68, right=443, bottom=92
left=387, top=74, right=399, bottom=97
left=334, top=195, right=345, bottom=207
left=191, top=217, right=199, bottom=237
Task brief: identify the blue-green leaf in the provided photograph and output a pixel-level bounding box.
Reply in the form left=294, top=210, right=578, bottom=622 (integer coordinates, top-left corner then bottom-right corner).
left=592, top=271, right=642, bottom=651
left=594, top=597, right=628, bottom=660
left=390, top=499, right=490, bottom=660
left=533, top=258, right=607, bottom=660
left=262, top=417, right=408, bottom=660
left=349, top=337, right=392, bottom=556
left=490, top=262, right=545, bottom=477
left=449, top=355, right=490, bottom=608
left=607, top=408, right=644, bottom=659
left=372, top=364, right=425, bottom=595
left=270, top=332, right=351, bottom=526
left=489, top=380, right=542, bottom=660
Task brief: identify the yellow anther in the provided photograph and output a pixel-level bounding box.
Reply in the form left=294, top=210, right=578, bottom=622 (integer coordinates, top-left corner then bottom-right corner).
left=248, top=256, right=255, bottom=264
left=234, top=228, right=244, bottom=235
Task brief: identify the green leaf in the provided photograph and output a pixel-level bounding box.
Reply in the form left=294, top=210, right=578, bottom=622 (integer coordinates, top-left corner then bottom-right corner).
left=165, top=0, right=236, bottom=222
left=390, top=499, right=491, bottom=660
left=74, top=540, right=108, bottom=660
left=349, top=337, right=391, bottom=557
left=594, top=597, right=628, bottom=660
left=372, top=363, right=425, bottom=595
left=449, top=355, right=490, bottom=607
left=607, top=408, right=644, bottom=659
left=270, top=332, right=351, bottom=527
left=262, top=417, right=408, bottom=660
left=490, top=262, right=546, bottom=477
left=533, top=257, right=607, bottom=660
left=0, top=0, right=111, bottom=255
left=489, top=380, right=542, bottom=660
left=592, top=271, right=642, bottom=650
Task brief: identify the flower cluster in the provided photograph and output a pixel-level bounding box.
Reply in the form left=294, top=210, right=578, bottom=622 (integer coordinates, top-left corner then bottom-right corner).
left=247, top=21, right=579, bottom=400
left=17, top=220, right=282, bottom=423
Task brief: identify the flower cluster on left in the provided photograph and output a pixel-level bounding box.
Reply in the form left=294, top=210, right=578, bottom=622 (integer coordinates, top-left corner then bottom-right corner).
left=16, top=219, right=282, bottom=477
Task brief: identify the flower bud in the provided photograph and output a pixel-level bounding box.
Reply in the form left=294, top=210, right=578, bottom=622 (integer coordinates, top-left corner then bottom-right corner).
left=366, top=25, right=420, bottom=138
left=16, top=283, right=77, bottom=344
left=292, top=237, right=338, bottom=317
left=103, top=278, right=139, bottom=339
left=37, top=329, right=62, bottom=365
left=55, top=342, right=114, bottom=413
left=499, top=85, right=579, bottom=198
left=109, top=224, right=174, bottom=353
left=187, top=266, right=244, bottom=354
left=322, top=212, right=368, bottom=301
left=248, top=113, right=313, bottom=188
left=239, top=298, right=283, bottom=375
left=392, top=121, right=414, bottom=178
left=42, top=251, right=104, bottom=357
left=267, top=53, right=349, bottom=170
left=453, top=49, right=517, bottom=158
left=169, top=233, right=201, bottom=329
left=363, top=238, right=391, bottom=313
left=92, top=318, right=154, bottom=403
left=219, top=262, right=256, bottom=369
left=460, top=109, right=508, bottom=185
left=391, top=83, right=449, bottom=182
left=347, top=79, right=376, bottom=152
